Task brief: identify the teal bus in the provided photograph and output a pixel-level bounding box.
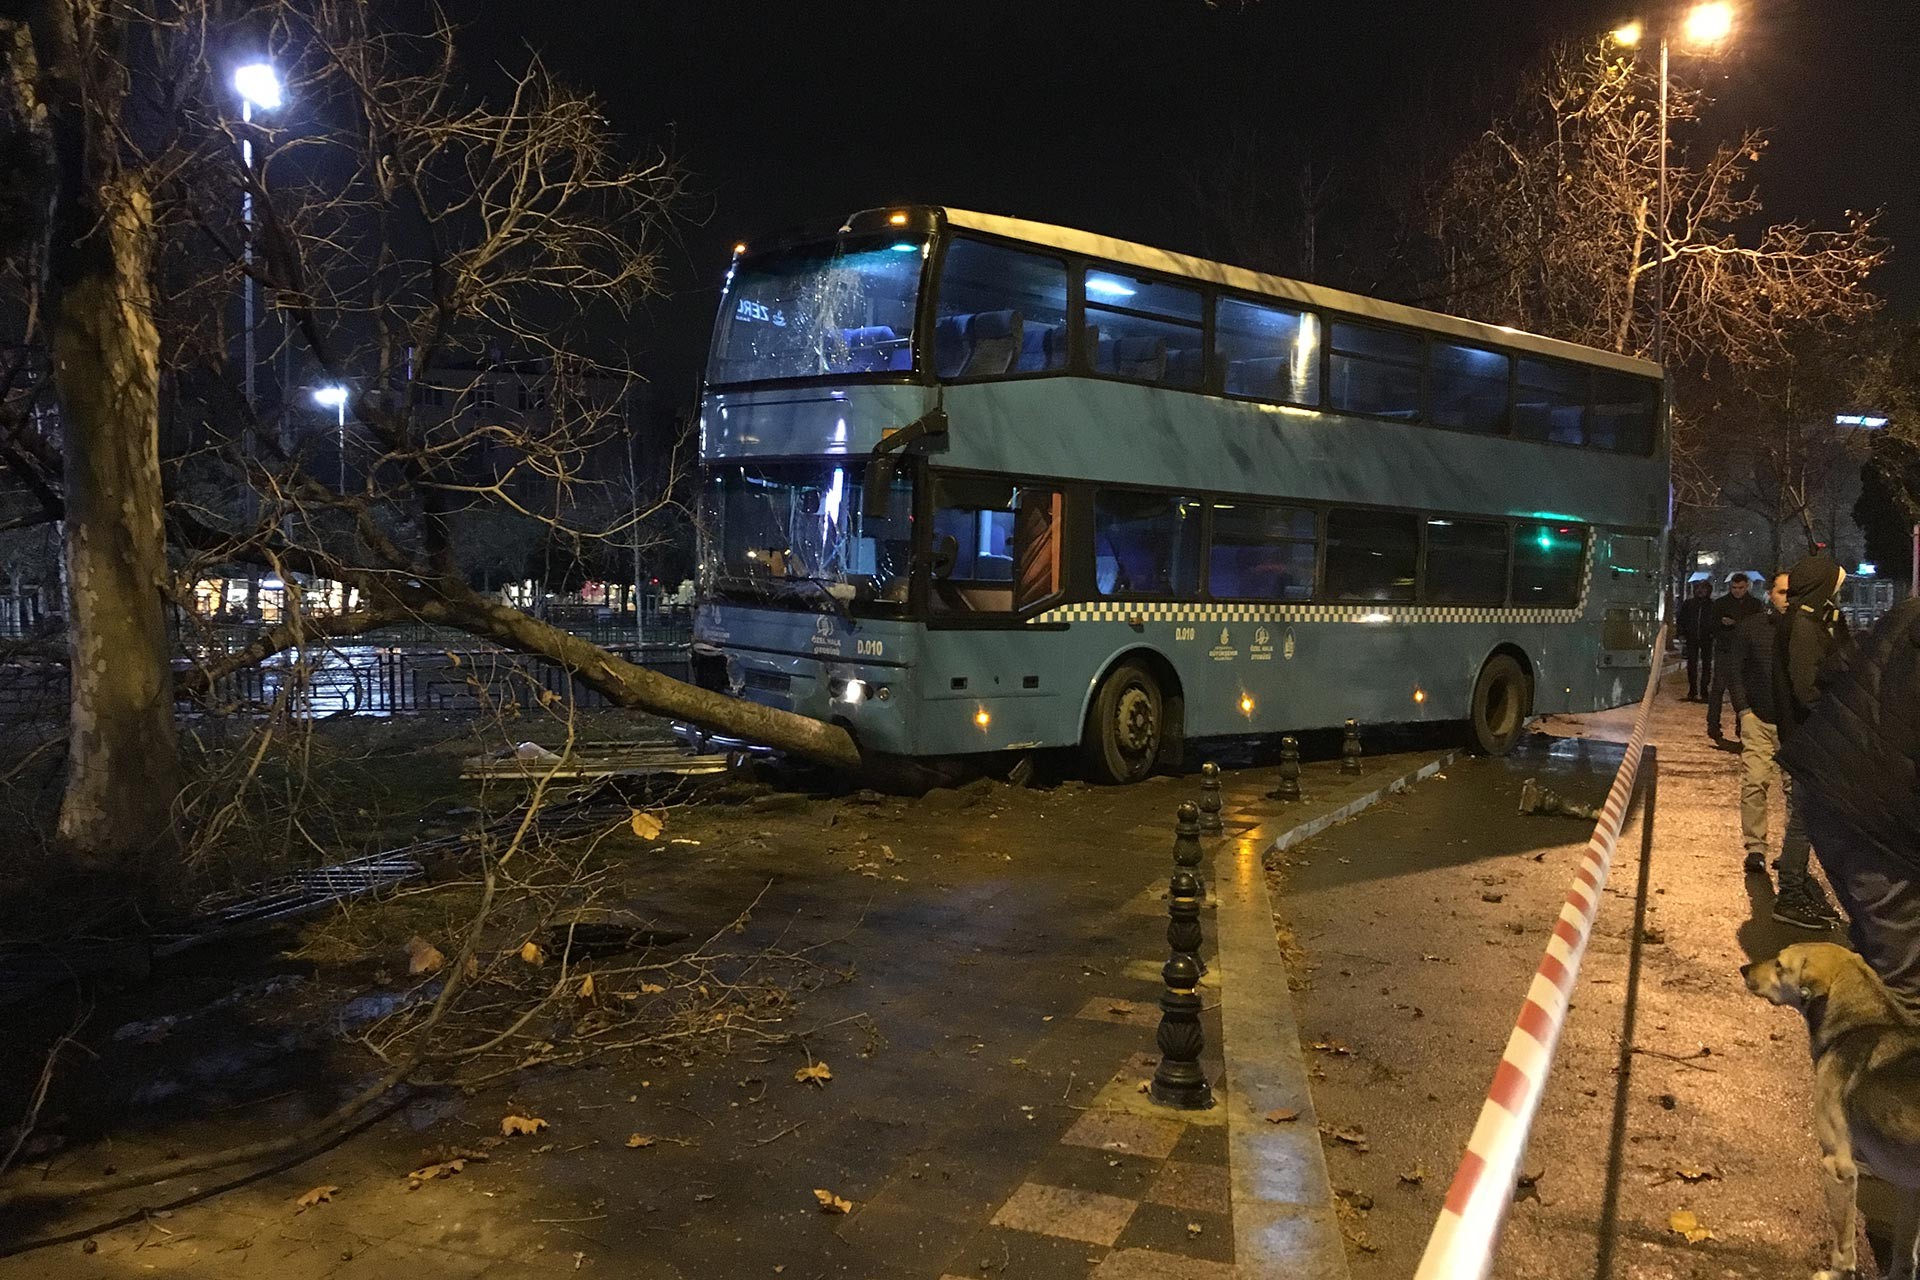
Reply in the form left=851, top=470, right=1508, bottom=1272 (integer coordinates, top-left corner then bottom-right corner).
left=689, top=206, right=1666, bottom=782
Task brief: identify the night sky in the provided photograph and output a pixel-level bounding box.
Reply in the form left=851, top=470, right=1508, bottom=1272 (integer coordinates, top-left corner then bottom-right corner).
left=460, top=0, right=1919, bottom=400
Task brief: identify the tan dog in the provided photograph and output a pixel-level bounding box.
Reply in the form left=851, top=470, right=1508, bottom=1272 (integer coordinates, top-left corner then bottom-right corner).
left=1744, top=942, right=1920, bottom=1279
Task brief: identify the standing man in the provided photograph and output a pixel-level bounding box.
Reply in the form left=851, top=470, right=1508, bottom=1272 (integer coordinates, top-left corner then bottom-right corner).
left=1780, top=598, right=1920, bottom=1013
left=1677, top=578, right=1715, bottom=701
left=1706, top=573, right=1763, bottom=740
left=1726, top=573, right=1800, bottom=880
left=1767, top=554, right=1850, bottom=928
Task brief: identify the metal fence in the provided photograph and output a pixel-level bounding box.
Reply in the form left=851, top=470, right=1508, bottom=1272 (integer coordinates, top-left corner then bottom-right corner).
left=0, top=628, right=693, bottom=722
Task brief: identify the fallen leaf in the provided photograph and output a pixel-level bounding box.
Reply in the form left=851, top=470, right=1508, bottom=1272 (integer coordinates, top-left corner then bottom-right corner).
left=1399, top=1165, right=1429, bottom=1186
left=405, top=936, right=445, bottom=976
left=519, top=941, right=546, bottom=965
left=1668, top=1208, right=1716, bottom=1244
left=813, top=1188, right=853, bottom=1215
left=294, top=1184, right=340, bottom=1211
left=1674, top=1164, right=1718, bottom=1183
left=793, top=1062, right=832, bottom=1087
left=1311, top=1038, right=1352, bottom=1056
left=629, top=810, right=664, bottom=841
left=500, top=1114, right=549, bottom=1138
left=640, top=982, right=667, bottom=995
left=624, top=1134, right=657, bottom=1149
left=1318, top=1123, right=1370, bottom=1152
left=1265, top=1108, right=1300, bottom=1124
left=406, top=1158, right=469, bottom=1188
left=577, top=973, right=595, bottom=999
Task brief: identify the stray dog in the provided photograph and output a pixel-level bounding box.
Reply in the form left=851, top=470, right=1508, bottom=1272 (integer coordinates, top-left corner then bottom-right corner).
left=1744, top=942, right=1920, bottom=1279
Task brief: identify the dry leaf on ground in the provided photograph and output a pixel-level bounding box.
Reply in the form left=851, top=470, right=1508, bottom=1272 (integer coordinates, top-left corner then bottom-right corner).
left=1674, top=1164, right=1718, bottom=1183
left=1399, top=1165, right=1429, bottom=1186
left=501, top=1114, right=549, bottom=1137
left=1264, top=1108, right=1300, bottom=1124
left=1310, top=1038, right=1352, bottom=1056
left=630, top=810, right=664, bottom=841
left=406, top=1158, right=469, bottom=1188
left=1668, top=1208, right=1716, bottom=1244
left=625, top=1134, right=657, bottom=1149
left=794, top=1062, right=832, bottom=1087
left=577, top=973, right=595, bottom=999
left=294, top=1185, right=340, bottom=1210
left=813, top=1188, right=853, bottom=1214
left=405, top=936, right=445, bottom=976
left=1319, top=1123, right=1369, bottom=1151
left=519, top=941, right=546, bottom=965
left=640, top=982, right=667, bottom=995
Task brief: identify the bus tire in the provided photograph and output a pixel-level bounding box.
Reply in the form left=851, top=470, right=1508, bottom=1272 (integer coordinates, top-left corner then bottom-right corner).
left=1468, top=653, right=1532, bottom=756
left=1082, top=660, right=1164, bottom=784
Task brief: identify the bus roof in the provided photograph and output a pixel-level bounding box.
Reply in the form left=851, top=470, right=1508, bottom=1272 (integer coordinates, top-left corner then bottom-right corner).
left=940, top=207, right=1665, bottom=381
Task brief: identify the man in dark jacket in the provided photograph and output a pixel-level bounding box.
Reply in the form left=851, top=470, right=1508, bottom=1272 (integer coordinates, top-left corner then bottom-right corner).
left=1765, top=555, right=1852, bottom=927
left=1726, top=572, right=1797, bottom=879
left=1780, top=598, right=1920, bottom=1015
left=1677, top=579, right=1714, bottom=701
left=1706, top=572, right=1764, bottom=740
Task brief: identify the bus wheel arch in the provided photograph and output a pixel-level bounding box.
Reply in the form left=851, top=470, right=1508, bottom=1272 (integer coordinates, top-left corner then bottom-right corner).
left=1468, top=645, right=1534, bottom=756
left=1080, top=649, right=1185, bottom=784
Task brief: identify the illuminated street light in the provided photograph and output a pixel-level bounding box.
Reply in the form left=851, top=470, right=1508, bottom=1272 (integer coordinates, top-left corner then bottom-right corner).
left=1607, top=5, right=1738, bottom=366
left=1682, top=2, right=1734, bottom=46
left=313, top=385, right=348, bottom=490
left=232, top=62, right=284, bottom=112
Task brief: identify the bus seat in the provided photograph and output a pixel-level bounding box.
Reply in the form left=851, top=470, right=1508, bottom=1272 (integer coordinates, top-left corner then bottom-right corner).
left=1045, top=323, right=1074, bottom=369
left=1095, top=554, right=1121, bottom=594
left=975, top=553, right=1014, bottom=581
left=935, top=314, right=972, bottom=379
left=841, top=326, right=898, bottom=373
left=1227, top=356, right=1288, bottom=398
left=1164, top=347, right=1206, bottom=388
left=1110, top=336, right=1166, bottom=381
left=964, top=310, right=1023, bottom=377
left=1016, top=323, right=1049, bottom=372
left=1094, top=333, right=1117, bottom=374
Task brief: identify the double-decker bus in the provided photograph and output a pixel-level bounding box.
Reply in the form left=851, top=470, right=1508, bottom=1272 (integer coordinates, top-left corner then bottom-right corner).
left=691, top=206, right=1666, bottom=782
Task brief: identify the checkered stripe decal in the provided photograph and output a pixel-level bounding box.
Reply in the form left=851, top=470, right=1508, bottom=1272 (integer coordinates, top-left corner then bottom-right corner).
left=1030, top=544, right=1592, bottom=627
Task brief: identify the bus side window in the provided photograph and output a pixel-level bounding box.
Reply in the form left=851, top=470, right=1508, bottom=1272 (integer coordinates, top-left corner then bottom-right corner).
left=1329, top=323, right=1422, bottom=421
left=935, top=239, right=1070, bottom=379
left=1513, top=358, right=1588, bottom=446
left=1423, top=518, right=1509, bottom=603
left=1208, top=503, right=1316, bottom=600
left=1083, top=271, right=1205, bottom=390
left=1428, top=342, right=1510, bottom=435
left=1589, top=371, right=1659, bottom=454
left=1324, top=509, right=1418, bottom=601
left=930, top=477, right=1062, bottom=614
left=1093, top=491, right=1202, bottom=597
left=1511, top=523, right=1587, bottom=606
left=1217, top=300, right=1321, bottom=406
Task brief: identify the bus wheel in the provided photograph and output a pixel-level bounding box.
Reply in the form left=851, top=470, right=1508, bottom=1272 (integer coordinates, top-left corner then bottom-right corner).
left=1083, top=661, right=1163, bottom=784
left=1468, top=653, right=1532, bottom=756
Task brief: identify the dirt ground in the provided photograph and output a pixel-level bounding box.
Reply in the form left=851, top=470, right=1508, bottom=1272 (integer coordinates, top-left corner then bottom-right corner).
left=1275, top=672, right=1859, bottom=1278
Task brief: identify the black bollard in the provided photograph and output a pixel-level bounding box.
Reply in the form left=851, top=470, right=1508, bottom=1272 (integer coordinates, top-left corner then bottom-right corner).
left=1172, top=800, right=1207, bottom=927
left=1341, top=719, right=1363, bottom=774
left=1269, top=735, right=1303, bottom=801
left=1151, top=866, right=1212, bottom=1109
left=1198, top=762, right=1224, bottom=837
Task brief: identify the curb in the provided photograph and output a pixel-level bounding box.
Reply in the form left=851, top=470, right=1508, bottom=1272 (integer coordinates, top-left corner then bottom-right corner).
left=1212, top=750, right=1459, bottom=1280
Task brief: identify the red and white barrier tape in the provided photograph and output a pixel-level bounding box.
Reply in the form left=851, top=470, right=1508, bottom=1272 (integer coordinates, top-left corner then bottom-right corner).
left=1415, top=633, right=1667, bottom=1280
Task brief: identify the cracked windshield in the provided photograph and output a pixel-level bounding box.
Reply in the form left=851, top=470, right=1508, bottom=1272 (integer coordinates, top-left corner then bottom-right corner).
left=705, top=238, right=926, bottom=385
left=700, top=460, right=914, bottom=610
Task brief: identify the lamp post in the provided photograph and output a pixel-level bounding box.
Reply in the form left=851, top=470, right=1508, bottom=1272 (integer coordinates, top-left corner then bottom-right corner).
left=232, top=63, right=283, bottom=410
left=1610, top=3, right=1734, bottom=369
left=313, top=385, right=348, bottom=491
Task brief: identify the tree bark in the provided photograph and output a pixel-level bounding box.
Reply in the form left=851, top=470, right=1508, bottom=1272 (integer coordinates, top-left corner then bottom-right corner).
left=35, top=5, right=181, bottom=882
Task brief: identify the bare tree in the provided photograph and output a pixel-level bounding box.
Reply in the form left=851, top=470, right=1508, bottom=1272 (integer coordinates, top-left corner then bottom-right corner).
left=1, top=0, right=861, bottom=871
left=3, top=8, right=181, bottom=886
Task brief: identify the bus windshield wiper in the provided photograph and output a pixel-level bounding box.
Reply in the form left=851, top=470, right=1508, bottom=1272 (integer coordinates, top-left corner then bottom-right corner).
left=782, top=574, right=855, bottom=624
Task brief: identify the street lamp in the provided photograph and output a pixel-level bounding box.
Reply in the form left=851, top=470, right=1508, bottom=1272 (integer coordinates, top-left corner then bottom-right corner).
left=1610, top=4, right=1736, bottom=368
left=233, top=62, right=283, bottom=410
left=313, top=384, right=348, bottom=491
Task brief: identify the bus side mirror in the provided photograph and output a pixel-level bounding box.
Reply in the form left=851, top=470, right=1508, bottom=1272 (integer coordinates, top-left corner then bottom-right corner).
left=863, top=458, right=897, bottom=519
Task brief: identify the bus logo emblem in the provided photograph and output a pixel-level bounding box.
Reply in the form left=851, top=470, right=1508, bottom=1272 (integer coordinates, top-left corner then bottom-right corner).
left=1283, top=629, right=1296, bottom=660
left=1218, top=627, right=1230, bottom=646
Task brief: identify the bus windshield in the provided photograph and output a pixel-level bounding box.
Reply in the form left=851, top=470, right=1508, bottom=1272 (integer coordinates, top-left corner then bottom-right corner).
left=700, top=460, right=915, bottom=610
left=707, top=238, right=926, bottom=386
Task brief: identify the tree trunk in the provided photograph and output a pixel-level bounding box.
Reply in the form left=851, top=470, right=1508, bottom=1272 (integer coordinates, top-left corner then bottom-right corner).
left=35, top=4, right=180, bottom=884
